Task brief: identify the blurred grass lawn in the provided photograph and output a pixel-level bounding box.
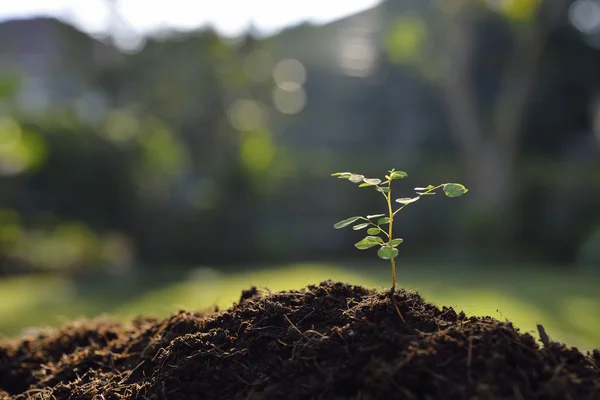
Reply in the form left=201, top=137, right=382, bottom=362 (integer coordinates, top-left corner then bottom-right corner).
left=0, top=262, right=598, bottom=352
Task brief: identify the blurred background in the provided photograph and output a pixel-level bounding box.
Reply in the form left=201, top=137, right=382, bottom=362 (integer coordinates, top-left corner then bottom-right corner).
left=0, top=0, right=599, bottom=350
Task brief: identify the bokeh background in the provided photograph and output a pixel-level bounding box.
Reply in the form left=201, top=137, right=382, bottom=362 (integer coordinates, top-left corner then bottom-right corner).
left=1, top=0, right=599, bottom=350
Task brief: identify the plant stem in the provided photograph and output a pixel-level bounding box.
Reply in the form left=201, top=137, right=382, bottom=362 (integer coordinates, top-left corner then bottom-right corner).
left=385, top=181, right=395, bottom=292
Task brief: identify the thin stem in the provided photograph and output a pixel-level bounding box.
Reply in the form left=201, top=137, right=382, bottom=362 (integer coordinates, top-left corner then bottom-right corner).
left=367, top=221, right=390, bottom=238
left=379, top=226, right=391, bottom=239
left=385, top=180, right=395, bottom=291
left=386, top=193, right=394, bottom=243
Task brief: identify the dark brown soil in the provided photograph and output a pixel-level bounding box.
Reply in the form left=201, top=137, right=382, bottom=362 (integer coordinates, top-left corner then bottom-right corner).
left=1, top=280, right=599, bottom=399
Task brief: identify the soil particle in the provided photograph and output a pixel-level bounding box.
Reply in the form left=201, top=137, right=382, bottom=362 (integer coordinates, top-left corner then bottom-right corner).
left=1, top=280, right=598, bottom=399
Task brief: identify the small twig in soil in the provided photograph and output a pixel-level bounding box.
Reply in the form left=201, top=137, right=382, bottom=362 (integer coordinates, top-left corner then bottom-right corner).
left=283, top=314, right=306, bottom=338
left=537, top=324, right=551, bottom=347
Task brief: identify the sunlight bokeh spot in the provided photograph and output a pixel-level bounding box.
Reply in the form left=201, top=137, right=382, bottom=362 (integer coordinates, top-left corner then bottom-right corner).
left=112, top=30, right=146, bottom=54
left=273, top=59, right=306, bottom=89
left=103, top=108, right=140, bottom=143
left=272, top=86, right=306, bottom=115
left=569, top=0, right=600, bottom=34
left=485, top=0, right=539, bottom=21
left=0, top=117, right=21, bottom=145
left=385, top=16, right=427, bottom=64
left=227, top=99, right=266, bottom=131
left=339, top=34, right=376, bottom=77
left=240, top=130, right=276, bottom=174
left=0, top=117, right=46, bottom=176
left=138, top=123, right=189, bottom=179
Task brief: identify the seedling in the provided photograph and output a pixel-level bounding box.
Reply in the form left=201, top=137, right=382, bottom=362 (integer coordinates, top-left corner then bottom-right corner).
left=332, top=169, right=468, bottom=294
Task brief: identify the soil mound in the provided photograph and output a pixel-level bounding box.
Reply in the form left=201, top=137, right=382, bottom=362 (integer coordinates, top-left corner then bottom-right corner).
left=1, top=281, right=599, bottom=399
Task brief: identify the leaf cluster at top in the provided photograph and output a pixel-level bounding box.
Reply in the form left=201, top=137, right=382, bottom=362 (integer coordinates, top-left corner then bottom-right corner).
left=332, top=169, right=468, bottom=261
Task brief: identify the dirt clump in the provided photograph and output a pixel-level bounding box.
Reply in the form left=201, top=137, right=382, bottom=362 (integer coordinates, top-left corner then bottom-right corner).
left=1, top=280, right=599, bottom=399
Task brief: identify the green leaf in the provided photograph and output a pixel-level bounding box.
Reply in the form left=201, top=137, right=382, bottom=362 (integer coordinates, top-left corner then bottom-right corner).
left=366, top=214, right=385, bottom=219
left=416, top=192, right=436, bottom=196
left=359, top=182, right=380, bottom=188
left=443, top=183, right=468, bottom=198
left=352, top=223, right=369, bottom=230
left=378, top=217, right=390, bottom=226
left=396, top=197, right=420, bottom=205
left=377, top=245, right=399, bottom=260
left=388, top=238, right=404, bottom=247
left=367, top=227, right=381, bottom=235
left=331, top=172, right=352, bottom=178
left=355, top=236, right=384, bottom=250
left=376, top=187, right=390, bottom=193
left=414, top=185, right=435, bottom=191
left=389, top=171, right=407, bottom=180
left=349, top=174, right=365, bottom=183
left=363, top=178, right=381, bottom=185
left=334, top=216, right=362, bottom=229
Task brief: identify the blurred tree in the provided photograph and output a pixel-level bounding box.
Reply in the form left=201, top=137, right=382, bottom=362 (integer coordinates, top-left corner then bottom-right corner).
left=385, top=0, right=569, bottom=243
left=2, top=0, right=600, bottom=269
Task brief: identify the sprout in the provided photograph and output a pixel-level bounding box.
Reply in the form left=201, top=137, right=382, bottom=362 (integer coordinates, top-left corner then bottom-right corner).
left=332, top=168, right=468, bottom=307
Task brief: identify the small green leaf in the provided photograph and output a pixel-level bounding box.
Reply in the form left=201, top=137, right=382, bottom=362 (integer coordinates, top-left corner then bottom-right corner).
left=390, top=171, right=407, bottom=180
left=416, top=192, right=436, bottom=196
left=331, top=172, right=352, bottom=178
left=334, top=216, right=362, bottom=229
left=376, top=187, right=390, bottom=193
left=378, top=217, right=390, bottom=225
left=388, top=238, right=404, bottom=247
left=352, top=223, right=369, bottom=230
left=377, top=245, right=399, bottom=260
left=414, top=185, right=435, bottom=191
left=367, top=227, right=381, bottom=235
left=358, top=178, right=381, bottom=187
left=396, top=197, right=420, bottom=205
left=443, top=183, right=468, bottom=198
left=363, top=178, right=382, bottom=185
left=349, top=174, right=365, bottom=183
left=366, top=214, right=385, bottom=219
left=355, top=236, right=384, bottom=250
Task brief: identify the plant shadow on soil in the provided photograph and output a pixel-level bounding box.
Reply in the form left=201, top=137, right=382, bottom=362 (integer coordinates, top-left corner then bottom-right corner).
left=1, top=280, right=599, bottom=400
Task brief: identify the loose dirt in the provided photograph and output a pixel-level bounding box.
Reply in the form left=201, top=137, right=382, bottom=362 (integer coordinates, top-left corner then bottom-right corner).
left=1, top=281, right=599, bottom=399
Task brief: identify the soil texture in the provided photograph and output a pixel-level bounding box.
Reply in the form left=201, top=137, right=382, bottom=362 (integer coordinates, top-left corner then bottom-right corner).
left=1, top=280, right=599, bottom=399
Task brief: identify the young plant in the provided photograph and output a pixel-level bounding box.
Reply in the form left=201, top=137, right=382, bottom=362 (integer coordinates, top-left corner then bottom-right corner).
left=332, top=169, right=468, bottom=293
